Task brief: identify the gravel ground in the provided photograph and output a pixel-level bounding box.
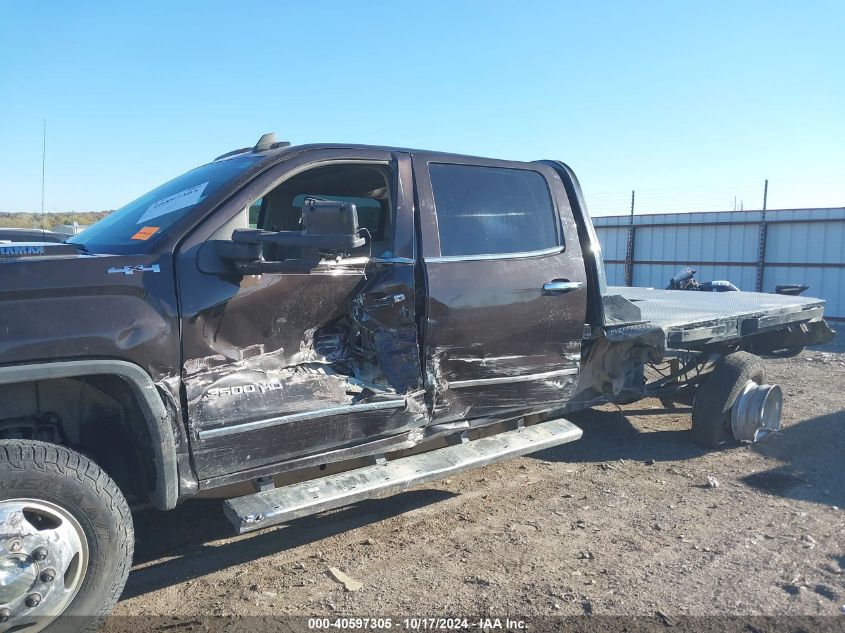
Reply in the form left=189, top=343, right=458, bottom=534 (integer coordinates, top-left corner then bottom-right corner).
left=115, top=350, right=845, bottom=619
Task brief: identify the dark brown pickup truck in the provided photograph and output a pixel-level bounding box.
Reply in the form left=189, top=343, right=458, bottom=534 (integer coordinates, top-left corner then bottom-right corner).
left=0, top=134, right=833, bottom=630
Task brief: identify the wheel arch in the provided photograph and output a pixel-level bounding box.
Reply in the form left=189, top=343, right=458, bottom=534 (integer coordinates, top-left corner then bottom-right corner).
left=0, top=360, right=178, bottom=510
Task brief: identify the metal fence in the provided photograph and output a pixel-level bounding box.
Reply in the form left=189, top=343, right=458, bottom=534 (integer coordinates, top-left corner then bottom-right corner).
left=593, top=207, right=845, bottom=320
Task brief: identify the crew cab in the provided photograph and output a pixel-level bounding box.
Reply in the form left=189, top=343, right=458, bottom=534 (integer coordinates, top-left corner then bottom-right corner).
left=0, top=134, right=834, bottom=631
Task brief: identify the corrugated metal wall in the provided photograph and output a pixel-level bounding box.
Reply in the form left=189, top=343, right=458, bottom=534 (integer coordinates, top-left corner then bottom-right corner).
left=593, top=207, right=845, bottom=320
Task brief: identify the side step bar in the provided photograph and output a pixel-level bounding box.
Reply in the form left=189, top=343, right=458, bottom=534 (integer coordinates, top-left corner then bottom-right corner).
left=224, top=417, right=582, bottom=533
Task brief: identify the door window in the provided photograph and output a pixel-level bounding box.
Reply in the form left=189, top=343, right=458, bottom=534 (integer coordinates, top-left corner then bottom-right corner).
left=428, top=163, right=560, bottom=257
left=218, top=163, right=394, bottom=259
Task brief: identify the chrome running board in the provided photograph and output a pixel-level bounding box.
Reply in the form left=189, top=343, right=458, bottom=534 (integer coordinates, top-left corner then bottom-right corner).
left=223, top=417, right=582, bottom=533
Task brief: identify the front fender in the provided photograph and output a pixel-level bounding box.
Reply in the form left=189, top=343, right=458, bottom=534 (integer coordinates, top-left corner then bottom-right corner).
left=0, top=359, right=178, bottom=510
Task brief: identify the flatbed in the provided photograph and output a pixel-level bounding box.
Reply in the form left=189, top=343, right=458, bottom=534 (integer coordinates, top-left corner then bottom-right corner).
left=608, top=286, right=826, bottom=348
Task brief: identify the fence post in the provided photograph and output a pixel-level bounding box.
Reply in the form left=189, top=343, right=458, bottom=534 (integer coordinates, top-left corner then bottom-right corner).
left=624, top=190, right=635, bottom=286
left=755, top=179, right=768, bottom=292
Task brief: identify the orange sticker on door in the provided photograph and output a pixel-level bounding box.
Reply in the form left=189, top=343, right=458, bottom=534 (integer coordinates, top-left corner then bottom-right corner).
left=131, top=226, right=160, bottom=240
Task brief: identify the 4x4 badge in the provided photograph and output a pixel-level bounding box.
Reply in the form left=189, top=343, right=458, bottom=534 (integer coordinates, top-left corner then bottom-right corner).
left=107, top=264, right=161, bottom=275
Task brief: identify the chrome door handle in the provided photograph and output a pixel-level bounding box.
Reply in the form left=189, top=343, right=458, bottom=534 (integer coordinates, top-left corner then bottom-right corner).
left=543, top=280, right=584, bottom=294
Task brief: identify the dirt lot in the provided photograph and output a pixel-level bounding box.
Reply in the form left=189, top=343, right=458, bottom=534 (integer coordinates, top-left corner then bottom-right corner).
left=115, top=350, right=845, bottom=619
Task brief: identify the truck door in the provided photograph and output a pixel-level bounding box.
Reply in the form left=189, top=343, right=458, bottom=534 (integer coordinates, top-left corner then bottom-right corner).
left=413, top=154, right=588, bottom=422
left=175, top=149, right=424, bottom=482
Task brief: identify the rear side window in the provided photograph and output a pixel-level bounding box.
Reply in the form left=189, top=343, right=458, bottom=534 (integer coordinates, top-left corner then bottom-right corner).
left=429, top=163, right=560, bottom=257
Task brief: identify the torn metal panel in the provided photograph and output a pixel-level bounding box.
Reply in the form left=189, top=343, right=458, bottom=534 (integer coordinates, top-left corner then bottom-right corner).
left=196, top=409, right=428, bottom=490
left=195, top=392, right=428, bottom=482
left=154, top=373, right=198, bottom=495
left=180, top=258, right=426, bottom=480
left=566, top=326, right=667, bottom=411
left=425, top=346, right=582, bottom=423
left=601, top=293, right=644, bottom=326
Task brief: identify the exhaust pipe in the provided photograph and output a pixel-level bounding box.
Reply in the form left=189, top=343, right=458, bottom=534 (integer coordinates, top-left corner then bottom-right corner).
left=731, top=380, right=783, bottom=442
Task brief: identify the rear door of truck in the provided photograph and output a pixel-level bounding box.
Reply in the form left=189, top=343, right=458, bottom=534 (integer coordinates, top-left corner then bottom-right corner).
left=412, top=153, right=588, bottom=422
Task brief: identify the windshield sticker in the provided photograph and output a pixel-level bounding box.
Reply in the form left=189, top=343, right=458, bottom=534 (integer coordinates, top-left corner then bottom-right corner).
left=131, top=226, right=160, bottom=240
left=137, top=182, right=208, bottom=224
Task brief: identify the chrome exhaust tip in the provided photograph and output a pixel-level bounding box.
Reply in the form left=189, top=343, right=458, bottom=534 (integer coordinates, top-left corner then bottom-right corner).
left=731, top=380, right=783, bottom=442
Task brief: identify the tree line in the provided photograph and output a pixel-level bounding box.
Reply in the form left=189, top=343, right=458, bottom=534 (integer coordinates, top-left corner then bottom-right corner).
left=0, top=211, right=112, bottom=231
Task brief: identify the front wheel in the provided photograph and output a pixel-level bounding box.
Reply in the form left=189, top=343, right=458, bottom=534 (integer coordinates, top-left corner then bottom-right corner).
left=0, top=440, right=134, bottom=633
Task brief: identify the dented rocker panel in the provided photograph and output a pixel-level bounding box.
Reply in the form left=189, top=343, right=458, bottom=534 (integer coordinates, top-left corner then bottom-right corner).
left=198, top=398, right=408, bottom=440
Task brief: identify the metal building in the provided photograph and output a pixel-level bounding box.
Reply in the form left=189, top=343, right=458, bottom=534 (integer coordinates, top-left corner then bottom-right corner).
left=593, top=207, right=845, bottom=321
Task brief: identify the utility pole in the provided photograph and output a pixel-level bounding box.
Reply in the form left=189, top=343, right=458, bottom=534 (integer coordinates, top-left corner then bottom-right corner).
left=41, top=119, right=47, bottom=231
left=624, top=190, right=636, bottom=287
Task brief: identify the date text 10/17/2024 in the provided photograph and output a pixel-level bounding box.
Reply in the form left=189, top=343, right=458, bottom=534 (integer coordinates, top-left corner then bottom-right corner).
left=307, top=618, right=527, bottom=630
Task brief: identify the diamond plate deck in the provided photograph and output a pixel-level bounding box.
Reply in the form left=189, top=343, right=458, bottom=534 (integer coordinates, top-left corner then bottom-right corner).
left=608, top=286, right=825, bottom=347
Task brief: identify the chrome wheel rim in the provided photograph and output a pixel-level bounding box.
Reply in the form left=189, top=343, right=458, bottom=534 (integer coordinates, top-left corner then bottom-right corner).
left=731, top=380, right=783, bottom=442
left=0, top=498, right=89, bottom=632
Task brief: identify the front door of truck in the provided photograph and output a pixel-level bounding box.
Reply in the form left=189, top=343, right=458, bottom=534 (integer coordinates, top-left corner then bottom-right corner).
left=176, top=149, right=424, bottom=482
left=413, top=154, right=588, bottom=422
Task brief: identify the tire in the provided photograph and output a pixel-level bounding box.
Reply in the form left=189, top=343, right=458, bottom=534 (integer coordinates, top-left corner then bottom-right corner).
left=659, top=388, right=695, bottom=409
left=691, top=352, right=765, bottom=448
left=0, top=440, right=134, bottom=633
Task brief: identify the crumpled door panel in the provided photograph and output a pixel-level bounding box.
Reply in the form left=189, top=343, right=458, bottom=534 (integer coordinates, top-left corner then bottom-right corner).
left=182, top=260, right=425, bottom=480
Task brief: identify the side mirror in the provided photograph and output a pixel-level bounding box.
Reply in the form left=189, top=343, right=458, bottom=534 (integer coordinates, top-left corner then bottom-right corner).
left=299, top=198, right=366, bottom=248
left=206, top=199, right=367, bottom=275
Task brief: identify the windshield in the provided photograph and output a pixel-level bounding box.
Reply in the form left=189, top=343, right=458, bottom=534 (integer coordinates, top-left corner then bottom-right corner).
left=69, top=155, right=263, bottom=251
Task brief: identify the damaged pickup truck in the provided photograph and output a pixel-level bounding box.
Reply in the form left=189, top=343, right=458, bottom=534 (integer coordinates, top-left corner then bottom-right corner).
left=0, top=134, right=834, bottom=630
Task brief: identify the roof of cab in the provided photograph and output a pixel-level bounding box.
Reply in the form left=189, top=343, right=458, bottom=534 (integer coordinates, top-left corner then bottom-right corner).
left=211, top=133, right=520, bottom=166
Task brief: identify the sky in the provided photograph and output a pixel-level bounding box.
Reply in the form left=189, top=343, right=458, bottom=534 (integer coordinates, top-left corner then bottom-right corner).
left=0, top=1, right=843, bottom=216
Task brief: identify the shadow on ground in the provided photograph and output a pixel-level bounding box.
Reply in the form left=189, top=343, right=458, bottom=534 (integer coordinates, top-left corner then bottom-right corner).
left=533, top=407, right=707, bottom=464
left=536, top=406, right=845, bottom=510
left=743, top=410, right=845, bottom=508
left=124, top=488, right=456, bottom=600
